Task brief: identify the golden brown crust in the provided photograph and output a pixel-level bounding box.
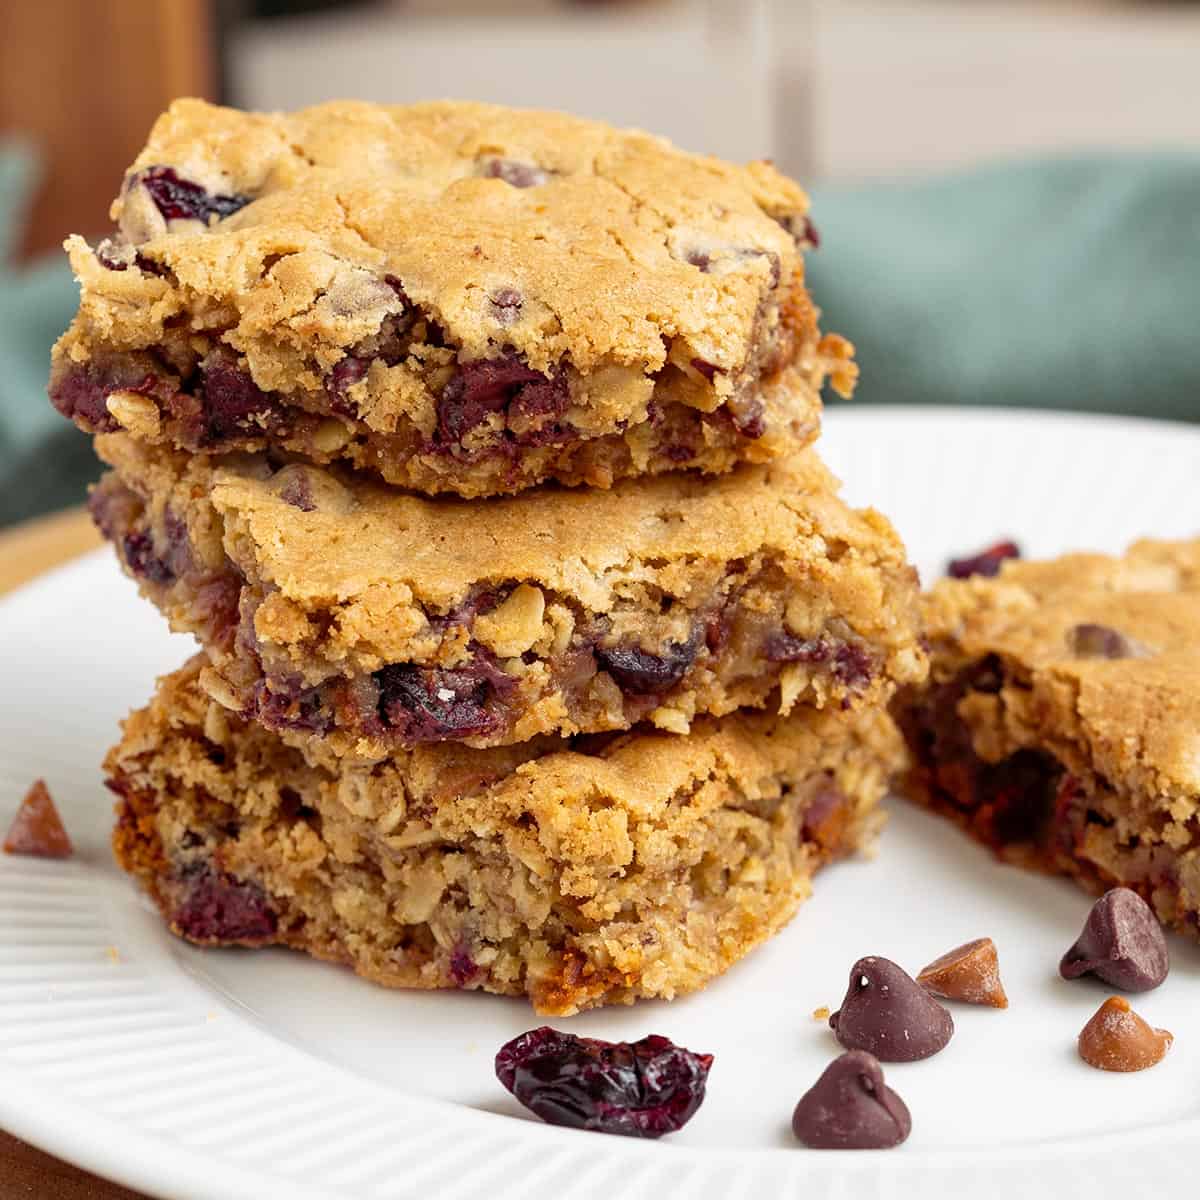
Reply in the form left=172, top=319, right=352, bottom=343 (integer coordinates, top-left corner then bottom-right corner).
left=52, top=99, right=850, bottom=495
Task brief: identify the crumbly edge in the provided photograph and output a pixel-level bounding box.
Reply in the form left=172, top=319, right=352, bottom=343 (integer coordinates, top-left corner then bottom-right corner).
left=894, top=654, right=1200, bottom=937
left=108, top=657, right=902, bottom=1014
left=89, top=447, right=926, bottom=755
left=50, top=283, right=847, bottom=498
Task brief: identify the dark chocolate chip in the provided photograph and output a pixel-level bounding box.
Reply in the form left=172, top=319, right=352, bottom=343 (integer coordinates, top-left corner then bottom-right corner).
left=830, top=956, right=954, bottom=1061
left=1060, top=887, right=1169, bottom=992
left=489, top=287, right=523, bottom=325
left=480, top=158, right=552, bottom=188
left=946, top=540, right=1021, bottom=579
left=1068, top=623, right=1144, bottom=660
left=791, top=1051, right=911, bottom=1149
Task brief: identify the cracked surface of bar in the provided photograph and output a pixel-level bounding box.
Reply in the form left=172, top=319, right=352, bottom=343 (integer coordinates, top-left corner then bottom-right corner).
left=51, top=99, right=854, bottom=497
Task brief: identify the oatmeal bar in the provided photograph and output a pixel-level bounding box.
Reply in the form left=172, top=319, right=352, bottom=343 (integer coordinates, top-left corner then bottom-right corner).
left=50, top=99, right=853, bottom=498
left=91, top=433, right=924, bottom=759
left=108, top=657, right=903, bottom=1015
left=894, top=537, right=1200, bottom=936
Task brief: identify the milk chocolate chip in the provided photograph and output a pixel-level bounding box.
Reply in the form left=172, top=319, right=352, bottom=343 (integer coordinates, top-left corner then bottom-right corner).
left=792, top=1051, right=911, bottom=1149
left=918, top=937, right=1008, bottom=1008
left=830, top=956, right=954, bottom=1061
left=1060, top=888, right=1169, bottom=992
left=4, top=780, right=72, bottom=859
left=1077, top=997, right=1172, bottom=1072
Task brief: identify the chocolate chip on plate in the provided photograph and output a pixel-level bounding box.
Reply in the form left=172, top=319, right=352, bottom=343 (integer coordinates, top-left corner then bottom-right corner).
left=4, top=780, right=72, bottom=859
left=792, top=1050, right=911, bottom=1149
left=830, top=956, right=954, bottom=1061
left=917, top=937, right=1008, bottom=1008
left=1060, top=888, right=1169, bottom=992
left=1077, top=997, right=1172, bottom=1072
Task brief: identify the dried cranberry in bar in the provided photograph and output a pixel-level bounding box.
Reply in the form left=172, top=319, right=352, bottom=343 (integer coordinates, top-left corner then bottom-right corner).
left=4, top=780, right=72, bottom=859
left=946, top=540, right=1020, bottom=579
left=495, top=1027, right=712, bottom=1138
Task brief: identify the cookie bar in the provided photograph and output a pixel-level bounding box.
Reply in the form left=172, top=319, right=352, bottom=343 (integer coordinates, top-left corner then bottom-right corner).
left=894, top=538, right=1200, bottom=936
left=90, top=433, right=925, bottom=759
left=51, top=99, right=854, bottom=498
left=108, top=657, right=903, bottom=1015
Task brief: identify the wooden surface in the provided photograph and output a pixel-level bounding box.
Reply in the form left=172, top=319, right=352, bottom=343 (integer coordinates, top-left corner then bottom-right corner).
left=0, top=0, right=216, bottom=259
left=0, top=505, right=147, bottom=1198
left=0, top=506, right=101, bottom=594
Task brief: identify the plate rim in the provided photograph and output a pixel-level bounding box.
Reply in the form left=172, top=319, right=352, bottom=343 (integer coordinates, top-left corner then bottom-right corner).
left=3, top=404, right=1199, bottom=1199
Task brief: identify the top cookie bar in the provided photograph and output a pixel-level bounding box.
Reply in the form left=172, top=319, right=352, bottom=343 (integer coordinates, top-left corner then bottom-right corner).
left=50, top=99, right=853, bottom=497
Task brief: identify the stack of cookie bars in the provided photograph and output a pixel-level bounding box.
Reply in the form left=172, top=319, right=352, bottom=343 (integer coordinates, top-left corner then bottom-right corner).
left=51, top=100, right=926, bottom=1014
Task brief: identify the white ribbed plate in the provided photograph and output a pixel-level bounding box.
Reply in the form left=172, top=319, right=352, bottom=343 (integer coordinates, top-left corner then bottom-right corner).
left=2, top=408, right=1200, bottom=1200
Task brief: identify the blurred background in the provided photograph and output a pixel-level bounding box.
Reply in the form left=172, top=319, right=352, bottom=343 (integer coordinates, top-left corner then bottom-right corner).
left=2, top=0, right=1199, bottom=527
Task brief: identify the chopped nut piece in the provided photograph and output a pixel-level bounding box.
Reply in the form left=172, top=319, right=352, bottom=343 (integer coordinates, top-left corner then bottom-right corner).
left=1077, top=996, right=1171, bottom=1072
left=473, top=585, right=545, bottom=658
left=4, top=780, right=72, bottom=858
left=917, top=937, right=1008, bottom=1008
left=105, top=389, right=161, bottom=438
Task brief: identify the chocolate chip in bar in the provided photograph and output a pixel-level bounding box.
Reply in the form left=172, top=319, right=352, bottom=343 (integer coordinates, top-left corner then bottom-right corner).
left=1060, top=888, right=1169, bottom=992
left=917, top=937, right=1008, bottom=1008
left=4, top=780, right=72, bottom=859
left=1077, top=996, right=1172, bottom=1072
left=830, top=956, right=954, bottom=1062
left=792, top=1050, right=911, bottom=1149
left=1067, top=622, right=1147, bottom=661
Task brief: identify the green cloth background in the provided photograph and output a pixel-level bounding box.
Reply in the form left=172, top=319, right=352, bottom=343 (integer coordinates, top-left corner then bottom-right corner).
left=808, top=155, right=1200, bottom=421
left=1, top=149, right=1197, bottom=528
